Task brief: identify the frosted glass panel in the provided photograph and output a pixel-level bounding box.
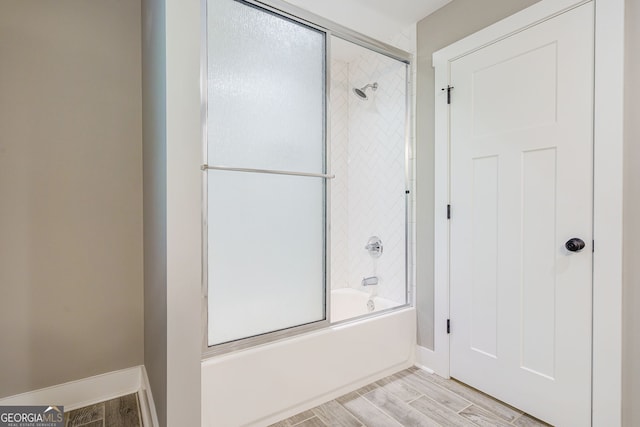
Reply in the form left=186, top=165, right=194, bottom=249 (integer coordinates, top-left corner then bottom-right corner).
left=207, top=171, right=325, bottom=345
left=207, top=0, right=325, bottom=173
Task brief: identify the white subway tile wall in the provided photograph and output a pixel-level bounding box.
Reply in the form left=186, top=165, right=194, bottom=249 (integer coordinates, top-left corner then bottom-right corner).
left=330, top=59, right=350, bottom=291
left=330, top=49, right=408, bottom=305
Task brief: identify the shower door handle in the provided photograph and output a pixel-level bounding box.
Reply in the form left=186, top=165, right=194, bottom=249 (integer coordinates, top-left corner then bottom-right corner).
left=201, top=164, right=335, bottom=179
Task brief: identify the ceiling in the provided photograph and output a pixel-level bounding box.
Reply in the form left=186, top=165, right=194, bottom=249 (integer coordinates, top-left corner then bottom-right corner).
left=284, top=0, right=452, bottom=44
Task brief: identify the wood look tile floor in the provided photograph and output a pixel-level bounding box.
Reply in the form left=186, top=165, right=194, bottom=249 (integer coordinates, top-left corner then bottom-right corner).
left=269, top=367, right=552, bottom=427
left=65, top=393, right=142, bottom=427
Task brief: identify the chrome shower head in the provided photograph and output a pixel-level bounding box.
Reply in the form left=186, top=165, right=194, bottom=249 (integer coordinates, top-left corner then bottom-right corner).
left=353, top=82, right=378, bottom=100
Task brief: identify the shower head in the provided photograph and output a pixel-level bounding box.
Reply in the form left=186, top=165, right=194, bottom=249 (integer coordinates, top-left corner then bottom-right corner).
left=353, top=82, right=378, bottom=100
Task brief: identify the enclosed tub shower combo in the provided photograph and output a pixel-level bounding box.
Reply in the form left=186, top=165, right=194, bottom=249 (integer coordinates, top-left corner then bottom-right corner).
left=200, top=0, right=415, bottom=425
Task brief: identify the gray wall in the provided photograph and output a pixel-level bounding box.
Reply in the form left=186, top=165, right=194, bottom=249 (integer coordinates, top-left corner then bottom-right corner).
left=623, top=0, right=640, bottom=424
left=142, top=0, right=168, bottom=425
left=415, top=0, right=541, bottom=349
left=0, top=0, right=143, bottom=398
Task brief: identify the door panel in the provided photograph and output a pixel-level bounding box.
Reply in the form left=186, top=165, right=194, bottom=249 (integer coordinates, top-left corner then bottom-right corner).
left=470, top=155, right=498, bottom=358
left=449, top=3, right=594, bottom=425
left=521, top=147, right=557, bottom=379
left=205, top=0, right=327, bottom=346
left=207, top=0, right=325, bottom=174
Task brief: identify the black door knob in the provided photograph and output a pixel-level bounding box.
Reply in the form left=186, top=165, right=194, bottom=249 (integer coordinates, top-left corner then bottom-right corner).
left=565, top=238, right=586, bottom=252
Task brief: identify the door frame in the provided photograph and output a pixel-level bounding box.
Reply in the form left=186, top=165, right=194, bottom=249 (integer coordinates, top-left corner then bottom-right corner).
left=429, top=0, right=624, bottom=425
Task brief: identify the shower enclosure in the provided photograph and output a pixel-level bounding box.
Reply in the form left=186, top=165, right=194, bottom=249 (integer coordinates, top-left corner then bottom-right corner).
left=203, top=0, right=411, bottom=353
left=329, top=36, right=408, bottom=323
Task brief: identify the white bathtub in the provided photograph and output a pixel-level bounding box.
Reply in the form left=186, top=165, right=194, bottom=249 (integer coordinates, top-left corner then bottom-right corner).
left=201, top=299, right=415, bottom=426
left=330, top=288, right=400, bottom=323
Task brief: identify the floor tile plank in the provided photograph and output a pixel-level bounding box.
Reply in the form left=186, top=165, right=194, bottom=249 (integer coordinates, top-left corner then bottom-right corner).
left=104, top=393, right=140, bottom=427
left=458, top=404, right=514, bottom=427
left=409, top=396, right=478, bottom=427
left=362, top=388, right=440, bottom=427
left=257, top=368, right=548, bottom=427
left=376, top=374, right=422, bottom=403
left=413, top=369, right=523, bottom=422
left=393, top=370, right=471, bottom=412
left=65, top=402, right=105, bottom=427
left=312, top=400, right=363, bottom=427
left=336, top=391, right=402, bottom=427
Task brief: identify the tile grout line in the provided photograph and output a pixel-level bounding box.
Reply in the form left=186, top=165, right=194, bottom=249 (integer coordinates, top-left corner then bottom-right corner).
left=334, top=398, right=370, bottom=427
left=509, top=412, right=524, bottom=426
left=334, top=399, right=363, bottom=426
left=404, top=393, right=425, bottom=405
left=291, top=414, right=321, bottom=426
left=456, top=403, right=473, bottom=415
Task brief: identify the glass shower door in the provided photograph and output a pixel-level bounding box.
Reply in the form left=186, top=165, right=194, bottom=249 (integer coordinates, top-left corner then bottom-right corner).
left=205, top=0, right=327, bottom=346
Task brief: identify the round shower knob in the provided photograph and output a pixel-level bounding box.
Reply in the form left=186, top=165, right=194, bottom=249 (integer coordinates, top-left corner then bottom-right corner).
left=364, top=236, right=383, bottom=258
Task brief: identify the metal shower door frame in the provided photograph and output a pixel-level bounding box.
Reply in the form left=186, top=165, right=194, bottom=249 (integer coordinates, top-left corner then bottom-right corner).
left=201, top=0, right=414, bottom=358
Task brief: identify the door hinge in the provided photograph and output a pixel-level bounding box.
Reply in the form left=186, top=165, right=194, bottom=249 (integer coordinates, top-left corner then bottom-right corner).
left=447, top=204, right=451, bottom=220
left=447, top=319, right=451, bottom=334
left=442, top=85, right=454, bottom=104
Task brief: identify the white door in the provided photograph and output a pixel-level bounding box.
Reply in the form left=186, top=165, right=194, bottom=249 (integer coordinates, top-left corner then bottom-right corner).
left=449, top=3, right=594, bottom=426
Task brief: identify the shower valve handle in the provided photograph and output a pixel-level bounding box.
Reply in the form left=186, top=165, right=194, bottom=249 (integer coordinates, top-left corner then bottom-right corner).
left=365, top=236, right=383, bottom=258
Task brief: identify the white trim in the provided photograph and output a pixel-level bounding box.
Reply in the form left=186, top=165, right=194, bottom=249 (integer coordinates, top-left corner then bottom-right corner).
left=0, top=366, right=141, bottom=412
left=140, top=366, right=161, bottom=427
left=0, top=366, right=159, bottom=427
left=414, top=346, right=436, bottom=374
left=432, top=0, right=624, bottom=425
left=432, top=54, right=450, bottom=377
left=413, top=364, right=435, bottom=375
left=591, top=0, right=624, bottom=425
left=432, top=0, right=592, bottom=66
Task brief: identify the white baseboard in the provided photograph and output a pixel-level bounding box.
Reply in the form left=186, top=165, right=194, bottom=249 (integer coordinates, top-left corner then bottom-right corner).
left=414, top=362, right=435, bottom=374
left=0, top=365, right=158, bottom=427
left=415, top=345, right=447, bottom=377
left=139, top=365, right=160, bottom=427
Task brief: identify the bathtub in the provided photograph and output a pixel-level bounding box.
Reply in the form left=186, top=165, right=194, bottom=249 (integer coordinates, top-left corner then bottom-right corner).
left=330, top=288, right=400, bottom=323
left=201, top=294, right=415, bottom=426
